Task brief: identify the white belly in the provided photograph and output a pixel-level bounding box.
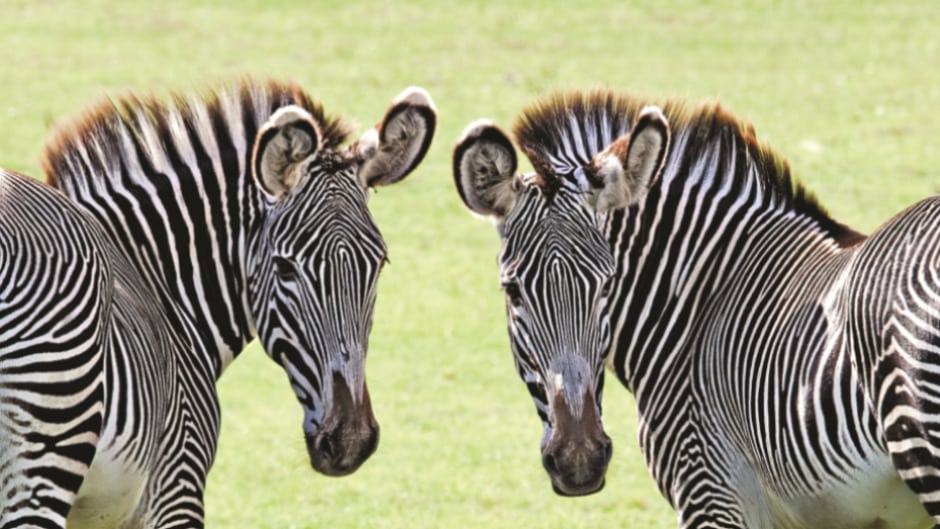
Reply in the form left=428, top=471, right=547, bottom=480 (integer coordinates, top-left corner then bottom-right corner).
left=769, top=459, right=931, bottom=529
left=67, top=446, right=148, bottom=529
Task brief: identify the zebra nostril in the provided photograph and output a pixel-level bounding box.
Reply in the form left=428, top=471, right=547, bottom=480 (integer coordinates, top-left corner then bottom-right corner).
left=602, top=438, right=613, bottom=464
left=316, top=433, right=336, bottom=460
left=364, top=424, right=379, bottom=456
left=542, top=452, right=559, bottom=476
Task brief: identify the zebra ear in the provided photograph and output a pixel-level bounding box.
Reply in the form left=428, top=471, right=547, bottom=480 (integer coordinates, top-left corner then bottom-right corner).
left=252, top=105, right=323, bottom=201
left=587, top=105, right=670, bottom=213
left=453, top=120, right=520, bottom=218
left=356, top=86, right=437, bottom=188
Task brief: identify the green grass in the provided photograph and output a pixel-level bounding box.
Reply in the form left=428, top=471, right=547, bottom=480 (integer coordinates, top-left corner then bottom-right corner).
left=1, top=1, right=939, bottom=527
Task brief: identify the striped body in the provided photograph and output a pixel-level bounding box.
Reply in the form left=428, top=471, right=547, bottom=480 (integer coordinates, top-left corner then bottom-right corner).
left=0, top=170, right=109, bottom=528
left=0, top=79, right=434, bottom=528
left=454, top=92, right=940, bottom=528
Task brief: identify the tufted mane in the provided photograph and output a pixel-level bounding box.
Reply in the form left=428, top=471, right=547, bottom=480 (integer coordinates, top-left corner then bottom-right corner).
left=41, top=77, right=354, bottom=187
left=512, top=90, right=864, bottom=246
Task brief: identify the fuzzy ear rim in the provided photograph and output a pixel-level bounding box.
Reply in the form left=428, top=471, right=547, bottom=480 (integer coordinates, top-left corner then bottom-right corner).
left=252, top=105, right=323, bottom=201
left=357, top=86, right=437, bottom=188
left=587, top=105, right=670, bottom=212
left=453, top=119, right=521, bottom=219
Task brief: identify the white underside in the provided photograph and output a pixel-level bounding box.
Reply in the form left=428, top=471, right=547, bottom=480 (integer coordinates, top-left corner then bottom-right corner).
left=67, top=445, right=148, bottom=529
left=766, top=458, right=931, bottom=529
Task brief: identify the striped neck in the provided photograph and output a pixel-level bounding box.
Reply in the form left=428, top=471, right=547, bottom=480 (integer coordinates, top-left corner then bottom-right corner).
left=41, top=79, right=351, bottom=375
left=510, top=90, right=864, bottom=394
left=603, top=122, right=862, bottom=394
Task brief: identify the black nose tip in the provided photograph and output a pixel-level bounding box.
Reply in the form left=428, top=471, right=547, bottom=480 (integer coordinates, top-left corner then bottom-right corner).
left=308, top=421, right=380, bottom=477
left=541, top=435, right=612, bottom=497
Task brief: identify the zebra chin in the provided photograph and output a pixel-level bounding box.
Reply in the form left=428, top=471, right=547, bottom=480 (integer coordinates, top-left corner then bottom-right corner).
left=305, top=372, right=380, bottom=477
left=540, top=389, right=612, bottom=497
left=550, top=477, right=606, bottom=497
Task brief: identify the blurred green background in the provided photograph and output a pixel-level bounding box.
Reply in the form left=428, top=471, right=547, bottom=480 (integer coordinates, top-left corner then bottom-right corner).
left=1, top=1, right=938, bottom=527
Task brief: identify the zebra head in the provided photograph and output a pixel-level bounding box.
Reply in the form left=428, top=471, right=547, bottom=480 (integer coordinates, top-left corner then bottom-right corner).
left=453, top=107, right=670, bottom=496
left=249, top=88, right=436, bottom=476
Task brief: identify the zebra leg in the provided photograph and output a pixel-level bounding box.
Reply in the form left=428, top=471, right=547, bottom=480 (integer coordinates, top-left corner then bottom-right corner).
left=0, top=198, right=109, bottom=526
left=0, top=295, right=107, bottom=528
left=842, top=199, right=940, bottom=523
left=873, top=328, right=940, bottom=520
left=643, top=421, right=770, bottom=529
left=671, top=460, right=774, bottom=529
left=0, top=366, right=103, bottom=529
left=138, top=383, right=220, bottom=528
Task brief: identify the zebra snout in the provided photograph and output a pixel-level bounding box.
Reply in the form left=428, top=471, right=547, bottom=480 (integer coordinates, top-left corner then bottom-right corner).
left=541, top=434, right=611, bottom=497
left=541, top=389, right=612, bottom=496
left=306, top=373, right=380, bottom=477
left=307, top=420, right=379, bottom=477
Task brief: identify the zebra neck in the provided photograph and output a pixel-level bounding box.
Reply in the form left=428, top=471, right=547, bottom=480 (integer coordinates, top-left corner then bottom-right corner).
left=605, top=128, right=860, bottom=399
left=49, top=126, right=262, bottom=378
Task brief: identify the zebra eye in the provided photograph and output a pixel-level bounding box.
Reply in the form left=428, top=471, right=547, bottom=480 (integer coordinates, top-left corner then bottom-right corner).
left=600, top=278, right=614, bottom=298
left=273, top=256, right=298, bottom=281
left=503, top=281, right=524, bottom=308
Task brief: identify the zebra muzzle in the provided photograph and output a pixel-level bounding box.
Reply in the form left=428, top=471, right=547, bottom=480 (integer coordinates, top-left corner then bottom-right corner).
left=540, top=389, right=612, bottom=496
left=306, top=372, right=380, bottom=477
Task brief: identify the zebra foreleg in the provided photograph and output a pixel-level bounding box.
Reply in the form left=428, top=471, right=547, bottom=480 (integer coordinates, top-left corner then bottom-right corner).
left=136, top=386, right=219, bottom=528
left=664, top=433, right=772, bottom=529
left=876, top=337, right=940, bottom=523
left=0, top=353, right=104, bottom=529
left=0, top=292, right=107, bottom=528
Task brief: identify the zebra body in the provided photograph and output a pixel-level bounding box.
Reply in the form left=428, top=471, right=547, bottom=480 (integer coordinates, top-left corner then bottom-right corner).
left=0, top=170, right=109, bottom=528
left=0, top=79, right=435, bottom=528
left=454, top=92, right=939, bottom=528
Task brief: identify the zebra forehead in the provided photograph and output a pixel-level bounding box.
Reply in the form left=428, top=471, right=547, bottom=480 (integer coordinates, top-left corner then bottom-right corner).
left=274, top=197, right=382, bottom=244
left=502, top=204, right=613, bottom=274
left=270, top=179, right=385, bottom=248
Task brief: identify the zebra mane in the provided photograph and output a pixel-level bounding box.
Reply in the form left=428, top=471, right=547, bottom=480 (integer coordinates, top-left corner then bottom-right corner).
left=513, top=90, right=864, bottom=245
left=41, top=77, right=354, bottom=188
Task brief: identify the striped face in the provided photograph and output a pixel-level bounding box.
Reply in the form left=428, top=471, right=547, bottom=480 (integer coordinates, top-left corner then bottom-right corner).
left=250, top=89, right=435, bottom=476
left=250, top=157, right=385, bottom=476
left=499, top=185, right=614, bottom=438
left=453, top=107, right=669, bottom=496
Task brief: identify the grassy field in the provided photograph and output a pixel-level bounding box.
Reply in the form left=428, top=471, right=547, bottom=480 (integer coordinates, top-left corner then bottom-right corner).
left=1, top=1, right=939, bottom=527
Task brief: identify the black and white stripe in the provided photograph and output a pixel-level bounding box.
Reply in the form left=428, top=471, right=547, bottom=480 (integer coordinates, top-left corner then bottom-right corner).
left=0, top=78, right=436, bottom=527
left=0, top=170, right=109, bottom=528
left=456, top=90, right=940, bottom=528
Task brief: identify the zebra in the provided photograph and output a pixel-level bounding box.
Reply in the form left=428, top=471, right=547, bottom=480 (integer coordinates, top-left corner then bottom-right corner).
left=453, top=90, right=940, bottom=529
left=0, top=78, right=436, bottom=528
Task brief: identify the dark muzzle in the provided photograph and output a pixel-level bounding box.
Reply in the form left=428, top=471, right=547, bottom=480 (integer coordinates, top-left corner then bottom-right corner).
left=307, top=372, right=379, bottom=476
left=540, top=389, right=612, bottom=496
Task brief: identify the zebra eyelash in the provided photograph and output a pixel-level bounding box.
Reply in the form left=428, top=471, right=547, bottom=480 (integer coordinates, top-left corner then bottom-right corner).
left=502, top=281, right=524, bottom=308
left=273, top=256, right=298, bottom=281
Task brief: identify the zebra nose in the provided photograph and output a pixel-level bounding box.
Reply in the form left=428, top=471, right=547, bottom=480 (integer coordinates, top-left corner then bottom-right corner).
left=540, top=390, right=611, bottom=496
left=541, top=434, right=611, bottom=496
left=309, top=419, right=379, bottom=476
left=307, top=374, right=380, bottom=476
